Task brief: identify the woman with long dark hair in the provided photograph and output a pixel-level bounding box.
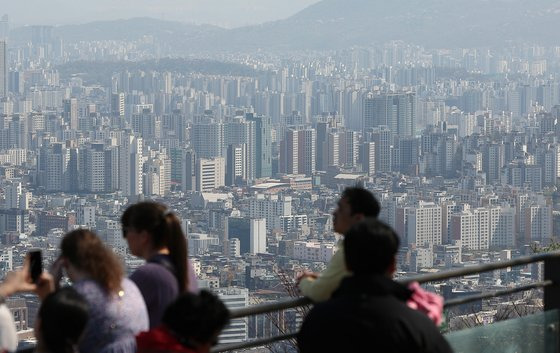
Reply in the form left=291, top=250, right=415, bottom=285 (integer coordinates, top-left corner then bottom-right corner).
left=121, top=202, right=198, bottom=327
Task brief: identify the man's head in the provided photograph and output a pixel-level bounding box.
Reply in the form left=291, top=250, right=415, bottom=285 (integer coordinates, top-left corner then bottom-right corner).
left=332, top=187, right=380, bottom=235
left=344, top=218, right=400, bottom=276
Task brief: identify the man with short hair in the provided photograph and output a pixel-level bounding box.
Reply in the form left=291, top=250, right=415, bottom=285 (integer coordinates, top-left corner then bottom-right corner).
left=297, top=219, right=453, bottom=353
left=297, top=187, right=380, bottom=302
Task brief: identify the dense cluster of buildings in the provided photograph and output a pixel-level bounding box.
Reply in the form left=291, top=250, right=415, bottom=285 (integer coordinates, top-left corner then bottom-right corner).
left=0, top=15, right=560, bottom=346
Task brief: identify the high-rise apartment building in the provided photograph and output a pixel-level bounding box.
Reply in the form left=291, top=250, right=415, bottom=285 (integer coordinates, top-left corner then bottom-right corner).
left=215, top=287, right=249, bottom=344
left=192, top=118, right=223, bottom=159
left=360, top=142, right=375, bottom=176
left=0, top=41, right=6, bottom=98
left=111, top=93, right=125, bottom=117
left=327, top=131, right=340, bottom=168
left=37, top=142, right=70, bottom=192
left=0, top=15, right=8, bottom=41
left=4, top=182, right=29, bottom=210
left=315, top=121, right=329, bottom=171
left=195, top=157, right=225, bottom=192
left=144, top=154, right=171, bottom=196
left=397, top=202, right=442, bottom=247
left=298, top=128, right=316, bottom=176
left=249, top=194, right=292, bottom=230
left=224, top=117, right=256, bottom=181
left=181, top=149, right=196, bottom=191
left=363, top=92, right=416, bottom=136
left=119, top=135, right=143, bottom=196
left=63, top=98, right=78, bottom=130
left=246, top=113, right=272, bottom=178
left=226, top=144, right=247, bottom=186
left=483, top=143, right=505, bottom=184
left=249, top=218, right=267, bottom=255
left=83, top=143, right=105, bottom=193
left=340, top=131, right=359, bottom=168
left=279, top=127, right=316, bottom=176
left=279, top=128, right=299, bottom=175
left=370, top=126, right=392, bottom=173
left=450, top=206, right=515, bottom=250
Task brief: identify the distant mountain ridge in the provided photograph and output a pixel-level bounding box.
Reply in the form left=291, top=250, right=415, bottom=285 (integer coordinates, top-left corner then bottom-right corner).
left=10, top=0, right=560, bottom=51
left=10, top=17, right=224, bottom=44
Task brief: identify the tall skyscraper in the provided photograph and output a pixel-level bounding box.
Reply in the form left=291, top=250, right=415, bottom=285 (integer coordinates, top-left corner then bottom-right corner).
left=111, top=93, right=125, bottom=117
left=226, top=144, right=247, bottom=186
left=249, top=218, right=267, bottom=254
left=83, top=143, right=105, bottom=193
left=182, top=149, right=196, bottom=192
left=279, top=128, right=299, bottom=175
left=246, top=113, right=272, bottom=178
left=224, top=117, right=256, bottom=180
left=371, top=126, right=392, bottom=173
left=315, top=122, right=329, bottom=171
left=0, top=41, right=6, bottom=98
left=360, top=142, right=375, bottom=176
left=119, top=135, right=143, bottom=196
left=298, top=128, right=316, bottom=176
left=63, top=98, right=78, bottom=130
left=192, top=118, right=223, bottom=159
left=0, top=15, right=8, bottom=41
left=483, top=143, right=505, bottom=184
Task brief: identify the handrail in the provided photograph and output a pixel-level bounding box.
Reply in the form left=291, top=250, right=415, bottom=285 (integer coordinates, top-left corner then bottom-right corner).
left=443, top=280, right=553, bottom=308
left=227, top=251, right=560, bottom=318
left=231, top=297, right=311, bottom=319
left=213, top=333, right=297, bottom=353
left=211, top=251, right=560, bottom=353
left=402, top=251, right=560, bottom=284
left=18, top=251, right=560, bottom=353
left=212, top=280, right=555, bottom=353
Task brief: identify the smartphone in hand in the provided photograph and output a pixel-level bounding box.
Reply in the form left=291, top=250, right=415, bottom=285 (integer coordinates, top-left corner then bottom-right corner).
left=28, top=250, right=42, bottom=283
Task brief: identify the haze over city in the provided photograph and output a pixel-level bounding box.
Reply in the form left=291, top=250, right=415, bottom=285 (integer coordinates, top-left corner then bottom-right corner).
left=4, top=0, right=321, bottom=27
left=1, top=1, right=560, bottom=352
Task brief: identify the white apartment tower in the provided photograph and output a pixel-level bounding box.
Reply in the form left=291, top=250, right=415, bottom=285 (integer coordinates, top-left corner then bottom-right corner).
left=119, top=135, right=143, bottom=196
left=5, top=182, right=29, bottom=210
left=195, top=157, right=225, bottom=192
left=144, top=154, right=171, bottom=196
left=450, top=206, right=516, bottom=250
left=249, top=194, right=292, bottom=230
left=400, top=202, right=442, bottom=247
left=0, top=41, right=6, bottom=97
left=249, top=218, right=267, bottom=255
left=215, top=287, right=249, bottom=344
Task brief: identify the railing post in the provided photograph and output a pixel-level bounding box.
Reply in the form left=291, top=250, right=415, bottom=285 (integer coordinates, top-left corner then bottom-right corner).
left=544, top=256, right=560, bottom=352
left=544, top=257, right=560, bottom=312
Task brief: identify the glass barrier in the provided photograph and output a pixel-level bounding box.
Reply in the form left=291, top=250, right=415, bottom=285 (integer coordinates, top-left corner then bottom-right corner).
left=446, top=310, right=559, bottom=353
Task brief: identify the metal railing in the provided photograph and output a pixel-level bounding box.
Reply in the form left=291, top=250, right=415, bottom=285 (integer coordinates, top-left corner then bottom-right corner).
left=211, top=251, right=560, bottom=353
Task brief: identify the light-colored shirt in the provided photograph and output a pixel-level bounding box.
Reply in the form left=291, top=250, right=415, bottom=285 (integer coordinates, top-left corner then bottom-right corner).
left=298, top=240, right=350, bottom=302
left=74, top=278, right=149, bottom=353
left=0, top=303, right=17, bottom=352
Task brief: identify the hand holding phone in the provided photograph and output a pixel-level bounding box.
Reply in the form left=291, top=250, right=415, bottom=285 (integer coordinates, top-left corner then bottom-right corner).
left=28, top=250, right=42, bottom=284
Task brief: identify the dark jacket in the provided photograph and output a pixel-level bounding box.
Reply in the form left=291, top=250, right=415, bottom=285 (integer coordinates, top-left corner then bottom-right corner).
left=297, top=274, right=453, bottom=353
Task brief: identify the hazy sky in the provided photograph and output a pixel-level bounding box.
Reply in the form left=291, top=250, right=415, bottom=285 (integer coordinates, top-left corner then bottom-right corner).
left=4, top=0, right=321, bottom=28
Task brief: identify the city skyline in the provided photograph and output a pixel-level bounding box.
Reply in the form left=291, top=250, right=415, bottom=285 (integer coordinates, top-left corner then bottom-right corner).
left=0, top=1, right=559, bottom=350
